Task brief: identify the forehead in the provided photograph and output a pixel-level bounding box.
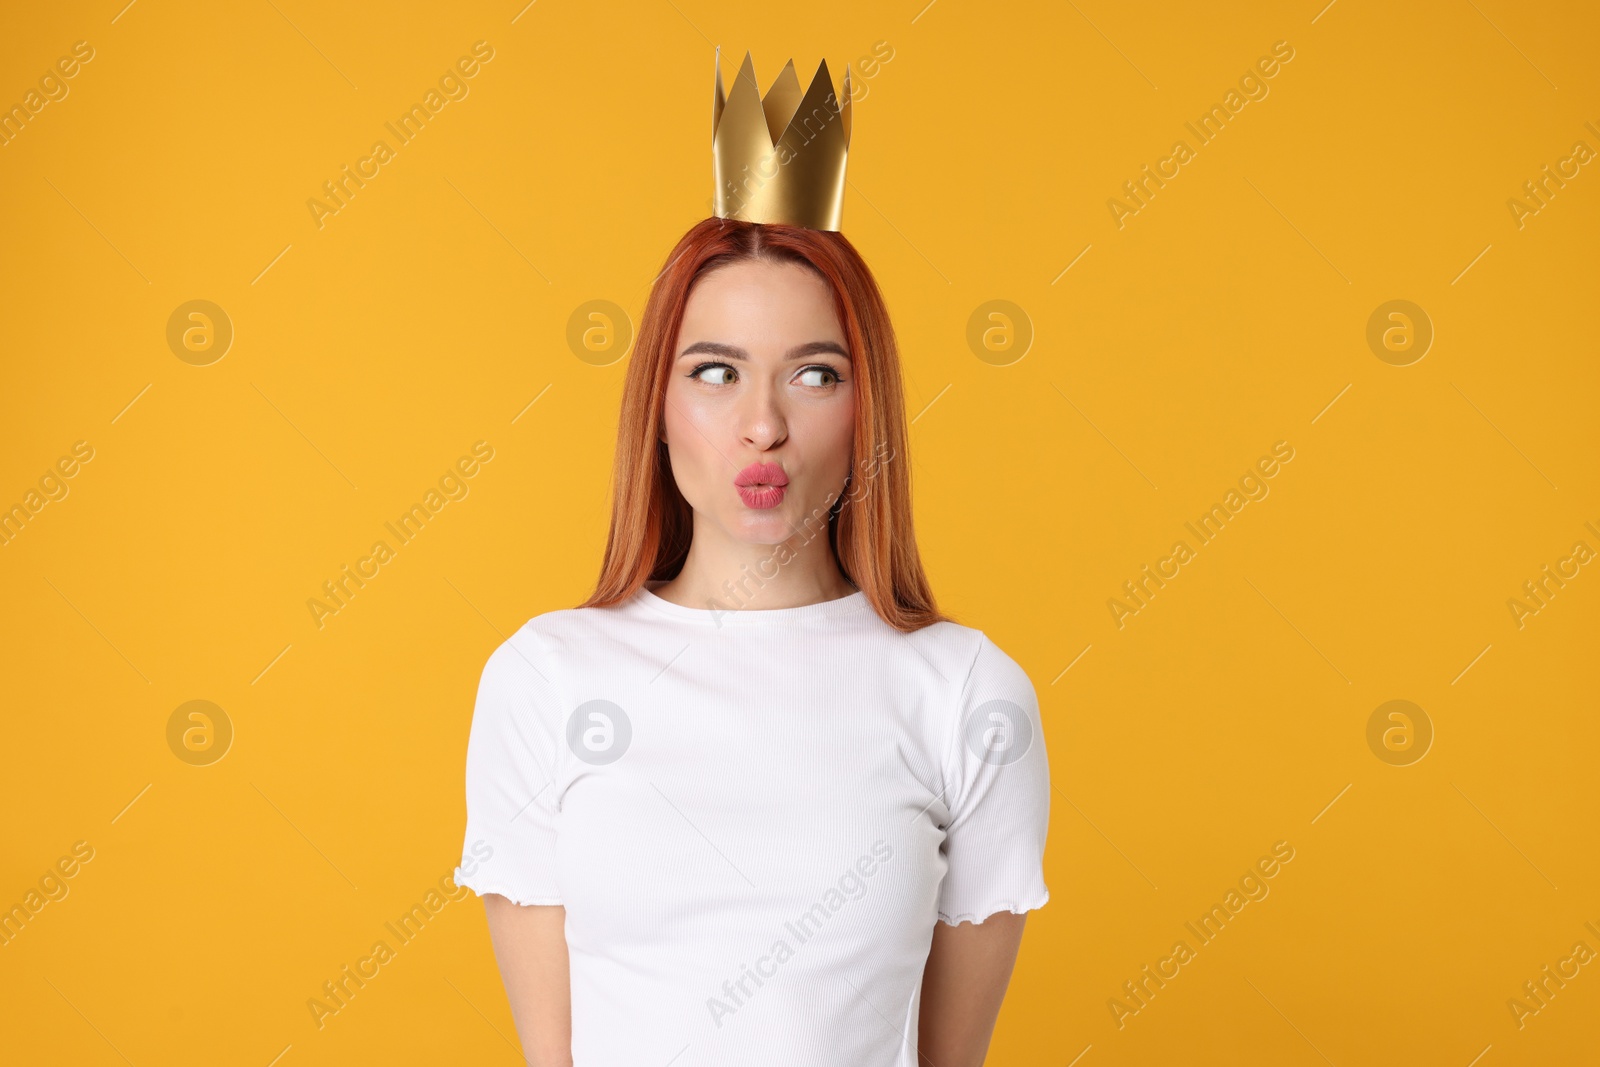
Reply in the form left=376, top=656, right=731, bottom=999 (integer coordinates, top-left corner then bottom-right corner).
left=679, top=258, right=844, bottom=346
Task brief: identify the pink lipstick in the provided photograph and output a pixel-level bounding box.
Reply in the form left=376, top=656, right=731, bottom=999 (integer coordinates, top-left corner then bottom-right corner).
left=735, top=462, right=789, bottom=509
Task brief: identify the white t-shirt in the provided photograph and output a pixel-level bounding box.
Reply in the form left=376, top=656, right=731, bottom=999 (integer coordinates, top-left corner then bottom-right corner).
left=453, top=583, right=1050, bottom=1066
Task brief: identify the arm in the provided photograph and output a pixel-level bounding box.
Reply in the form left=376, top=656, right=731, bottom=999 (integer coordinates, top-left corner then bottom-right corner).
left=482, top=894, right=572, bottom=1067
left=916, top=911, right=1027, bottom=1067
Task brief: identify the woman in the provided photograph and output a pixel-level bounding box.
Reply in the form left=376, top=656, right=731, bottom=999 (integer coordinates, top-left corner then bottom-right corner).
left=455, top=53, right=1049, bottom=1067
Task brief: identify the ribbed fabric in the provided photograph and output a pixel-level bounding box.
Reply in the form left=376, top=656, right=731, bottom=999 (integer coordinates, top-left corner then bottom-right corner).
left=454, top=584, right=1050, bottom=1066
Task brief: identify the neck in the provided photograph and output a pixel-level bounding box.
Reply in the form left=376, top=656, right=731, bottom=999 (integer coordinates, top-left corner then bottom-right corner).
left=652, top=517, right=854, bottom=611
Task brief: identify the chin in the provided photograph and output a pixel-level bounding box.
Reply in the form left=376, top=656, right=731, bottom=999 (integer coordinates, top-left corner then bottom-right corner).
left=727, top=510, right=797, bottom=544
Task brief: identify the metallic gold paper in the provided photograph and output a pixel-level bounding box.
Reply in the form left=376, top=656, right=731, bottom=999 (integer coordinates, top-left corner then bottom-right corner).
left=713, top=49, right=852, bottom=231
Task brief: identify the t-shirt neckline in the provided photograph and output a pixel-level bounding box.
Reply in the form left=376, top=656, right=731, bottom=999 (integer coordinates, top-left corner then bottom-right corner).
left=635, top=583, right=869, bottom=625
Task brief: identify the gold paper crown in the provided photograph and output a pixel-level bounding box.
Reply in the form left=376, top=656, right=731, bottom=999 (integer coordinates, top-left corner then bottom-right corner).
left=712, top=48, right=852, bottom=231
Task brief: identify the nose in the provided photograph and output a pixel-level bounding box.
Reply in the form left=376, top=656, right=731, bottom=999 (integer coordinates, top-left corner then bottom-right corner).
left=739, top=376, right=787, bottom=450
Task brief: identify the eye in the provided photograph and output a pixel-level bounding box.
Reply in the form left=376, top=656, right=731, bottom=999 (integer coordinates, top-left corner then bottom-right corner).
left=796, top=365, right=843, bottom=388
left=689, top=362, right=737, bottom=385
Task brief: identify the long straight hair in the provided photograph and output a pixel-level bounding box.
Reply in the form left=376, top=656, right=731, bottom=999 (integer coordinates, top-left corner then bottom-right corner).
left=579, top=217, right=949, bottom=632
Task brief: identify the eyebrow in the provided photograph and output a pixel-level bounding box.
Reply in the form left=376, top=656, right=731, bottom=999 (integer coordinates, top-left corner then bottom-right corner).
left=677, top=340, right=849, bottom=362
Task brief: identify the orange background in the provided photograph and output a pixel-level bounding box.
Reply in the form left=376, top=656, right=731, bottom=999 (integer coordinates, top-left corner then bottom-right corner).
left=2, top=1, right=1597, bottom=1064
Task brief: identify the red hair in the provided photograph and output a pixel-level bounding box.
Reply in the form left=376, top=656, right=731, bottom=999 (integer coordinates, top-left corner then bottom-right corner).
left=578, top=217, right=950, bottom=632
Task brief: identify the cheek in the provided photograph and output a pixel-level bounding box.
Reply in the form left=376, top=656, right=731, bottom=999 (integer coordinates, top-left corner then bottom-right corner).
left=783, top=410, right=854, bottom=494
left=662, top=388, right=727, bottom=477
left=665, top=383, right=718, bottom=438
left=808, top=398, right=856, bottom=471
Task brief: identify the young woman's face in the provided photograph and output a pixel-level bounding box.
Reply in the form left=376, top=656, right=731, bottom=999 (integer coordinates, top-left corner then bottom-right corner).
left=662, top=257, right=856, bottom=546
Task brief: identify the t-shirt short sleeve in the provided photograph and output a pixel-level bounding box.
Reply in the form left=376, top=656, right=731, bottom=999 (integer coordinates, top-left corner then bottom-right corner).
left=935, top=632, right=1051, bottom=925
left=453, top=630, right=566, bottom=906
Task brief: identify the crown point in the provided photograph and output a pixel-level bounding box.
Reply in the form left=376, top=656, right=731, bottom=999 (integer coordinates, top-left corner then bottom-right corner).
left=710, top=50, right=851, bottom=231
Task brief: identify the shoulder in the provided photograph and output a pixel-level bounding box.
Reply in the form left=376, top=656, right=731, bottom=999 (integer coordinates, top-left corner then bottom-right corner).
left=478, top=601, right=622, bottom=688
left=916, top=623, right=1041, bottom=771
left=898, top=617, right=983, bottom=680
left=963, top=630, right=1036, bottom=698
left=901, top=617, right=1032, bottom=696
